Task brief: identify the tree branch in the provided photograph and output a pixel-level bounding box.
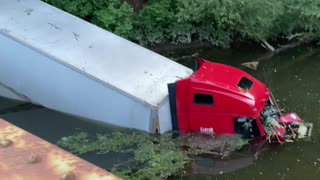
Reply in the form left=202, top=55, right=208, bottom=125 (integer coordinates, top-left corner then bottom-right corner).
left=261, top=40, right=275, bottom=52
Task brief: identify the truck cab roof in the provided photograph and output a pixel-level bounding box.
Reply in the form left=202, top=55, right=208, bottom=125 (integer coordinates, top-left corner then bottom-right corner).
left=190, top=60, right=270, bottom=115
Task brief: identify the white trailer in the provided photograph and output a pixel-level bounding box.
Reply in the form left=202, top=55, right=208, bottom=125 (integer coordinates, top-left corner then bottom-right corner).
left=0, top=0, right=193, bottom=133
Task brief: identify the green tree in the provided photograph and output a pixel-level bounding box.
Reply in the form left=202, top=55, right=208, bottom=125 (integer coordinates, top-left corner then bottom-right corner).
left=92, top=2, right=134, bottom=38
left=133, top=0, right=177, bottom=45
left=43, top=0, right=134, bottom=38
left=43, top=0, right=320, bottom=47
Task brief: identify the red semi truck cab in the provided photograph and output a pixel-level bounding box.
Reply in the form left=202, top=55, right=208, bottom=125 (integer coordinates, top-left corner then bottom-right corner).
left=168, top=59, right=312, bottom=142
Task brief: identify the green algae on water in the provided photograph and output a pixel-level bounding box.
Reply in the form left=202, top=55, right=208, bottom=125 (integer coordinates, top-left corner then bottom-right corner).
left=57, top=131, right=248, bottom=180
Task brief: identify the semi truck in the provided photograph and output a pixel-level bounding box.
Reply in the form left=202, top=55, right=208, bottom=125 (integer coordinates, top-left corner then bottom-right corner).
left=0, top=0, right=311, bottom=143
left=169, top=59, right=312, bottom=142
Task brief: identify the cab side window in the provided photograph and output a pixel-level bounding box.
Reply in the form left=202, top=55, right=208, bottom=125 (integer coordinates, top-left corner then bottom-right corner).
left=194, top=93, right=213, bottom=105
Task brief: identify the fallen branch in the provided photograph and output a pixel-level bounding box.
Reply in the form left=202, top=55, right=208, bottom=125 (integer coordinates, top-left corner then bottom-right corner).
left=286, top=33, right=305, bottom=41
left=261, top=40, right=275, bottom=52
left=172, top=52, right=199, bottom=61
left=243, top=33, right=316, bottom=70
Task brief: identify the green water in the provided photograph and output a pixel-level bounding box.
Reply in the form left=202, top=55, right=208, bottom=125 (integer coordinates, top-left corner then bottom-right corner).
left=0, top=46, right=319, bottom=179
left=173, top=46, right=320, bottom=180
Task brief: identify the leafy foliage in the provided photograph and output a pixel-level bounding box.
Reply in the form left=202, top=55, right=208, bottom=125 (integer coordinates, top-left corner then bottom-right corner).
left=43, top=0, right=134, bottom=38
left=92, top=2, right=133, bottom=38
left=57, top=131, right=248, bottom=180
left=135, top=0, right=320, bottom=46
left=43, top=0, right=320, bottom=47
left=274, top=0, right=320, bottom=35
left=57, top=132, right=189, bottom=180
left=132, top=0, right=177, bottom=45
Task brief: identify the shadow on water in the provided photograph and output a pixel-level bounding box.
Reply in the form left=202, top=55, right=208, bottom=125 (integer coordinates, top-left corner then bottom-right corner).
left=0, top=99, right=132, bottom=170
left=0, top=45, right=319, bottom=179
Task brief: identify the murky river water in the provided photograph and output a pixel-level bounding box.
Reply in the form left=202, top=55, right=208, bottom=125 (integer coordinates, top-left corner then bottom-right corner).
left=0, top=46, right=319, bottom=179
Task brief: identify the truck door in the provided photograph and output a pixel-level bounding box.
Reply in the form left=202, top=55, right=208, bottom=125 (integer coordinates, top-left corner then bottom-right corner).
left=169, top=80, right=235, bottom=134
left=188, top=90, right=215, bottom=134
left=188, top=89, right=234, bottom=134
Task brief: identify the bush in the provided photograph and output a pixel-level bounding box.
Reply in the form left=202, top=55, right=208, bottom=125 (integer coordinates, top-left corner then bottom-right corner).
left=43, top=0, right=134, bottom=38
left=274, top=0, right=320, bottom=35
left=43, top=0, right=320, bottom=47
left=132, top=0, right=178, bottom=45
left=92, top=2, right=133, bottom=39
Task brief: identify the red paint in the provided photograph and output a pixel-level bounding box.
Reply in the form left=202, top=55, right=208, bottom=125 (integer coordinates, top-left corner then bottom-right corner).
left=176, top=59, right=269, bottom=137
left=173, top=59, right=312, bottom=142
left=279, top=113, right=302, bottom=124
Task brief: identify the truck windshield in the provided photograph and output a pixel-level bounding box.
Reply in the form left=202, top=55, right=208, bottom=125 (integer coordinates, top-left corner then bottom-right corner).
left=238, top=77, right=253, bottom=90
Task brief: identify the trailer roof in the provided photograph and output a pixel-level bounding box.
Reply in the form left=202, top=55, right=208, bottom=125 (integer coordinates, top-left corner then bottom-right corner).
left=0, top=0, right=192, bottom=107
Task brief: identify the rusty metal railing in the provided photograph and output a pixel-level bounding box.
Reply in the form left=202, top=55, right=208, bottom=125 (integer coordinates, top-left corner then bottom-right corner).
left=0, top=118, right=121, bottom=180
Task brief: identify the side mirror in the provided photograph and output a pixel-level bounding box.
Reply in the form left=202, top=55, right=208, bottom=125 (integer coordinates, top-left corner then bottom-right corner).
left=194, top=59, right=205, bottom=71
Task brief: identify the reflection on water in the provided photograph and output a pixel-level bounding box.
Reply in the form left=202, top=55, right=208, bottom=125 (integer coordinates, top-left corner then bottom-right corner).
left=185, top=152, right=255, bottom=176
left=0, top=46, right=319, bottom=179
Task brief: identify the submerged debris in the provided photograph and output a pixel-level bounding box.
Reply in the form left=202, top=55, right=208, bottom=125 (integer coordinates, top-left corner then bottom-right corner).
left=260, top=101, right=313, bottom=143
left=177, top=133, right=249, bottom=158
left=57, top=132, right=188, bottom=180
left=57, top=131, right=249, bottom=180
left=242, top=61, right=259, bottom=70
